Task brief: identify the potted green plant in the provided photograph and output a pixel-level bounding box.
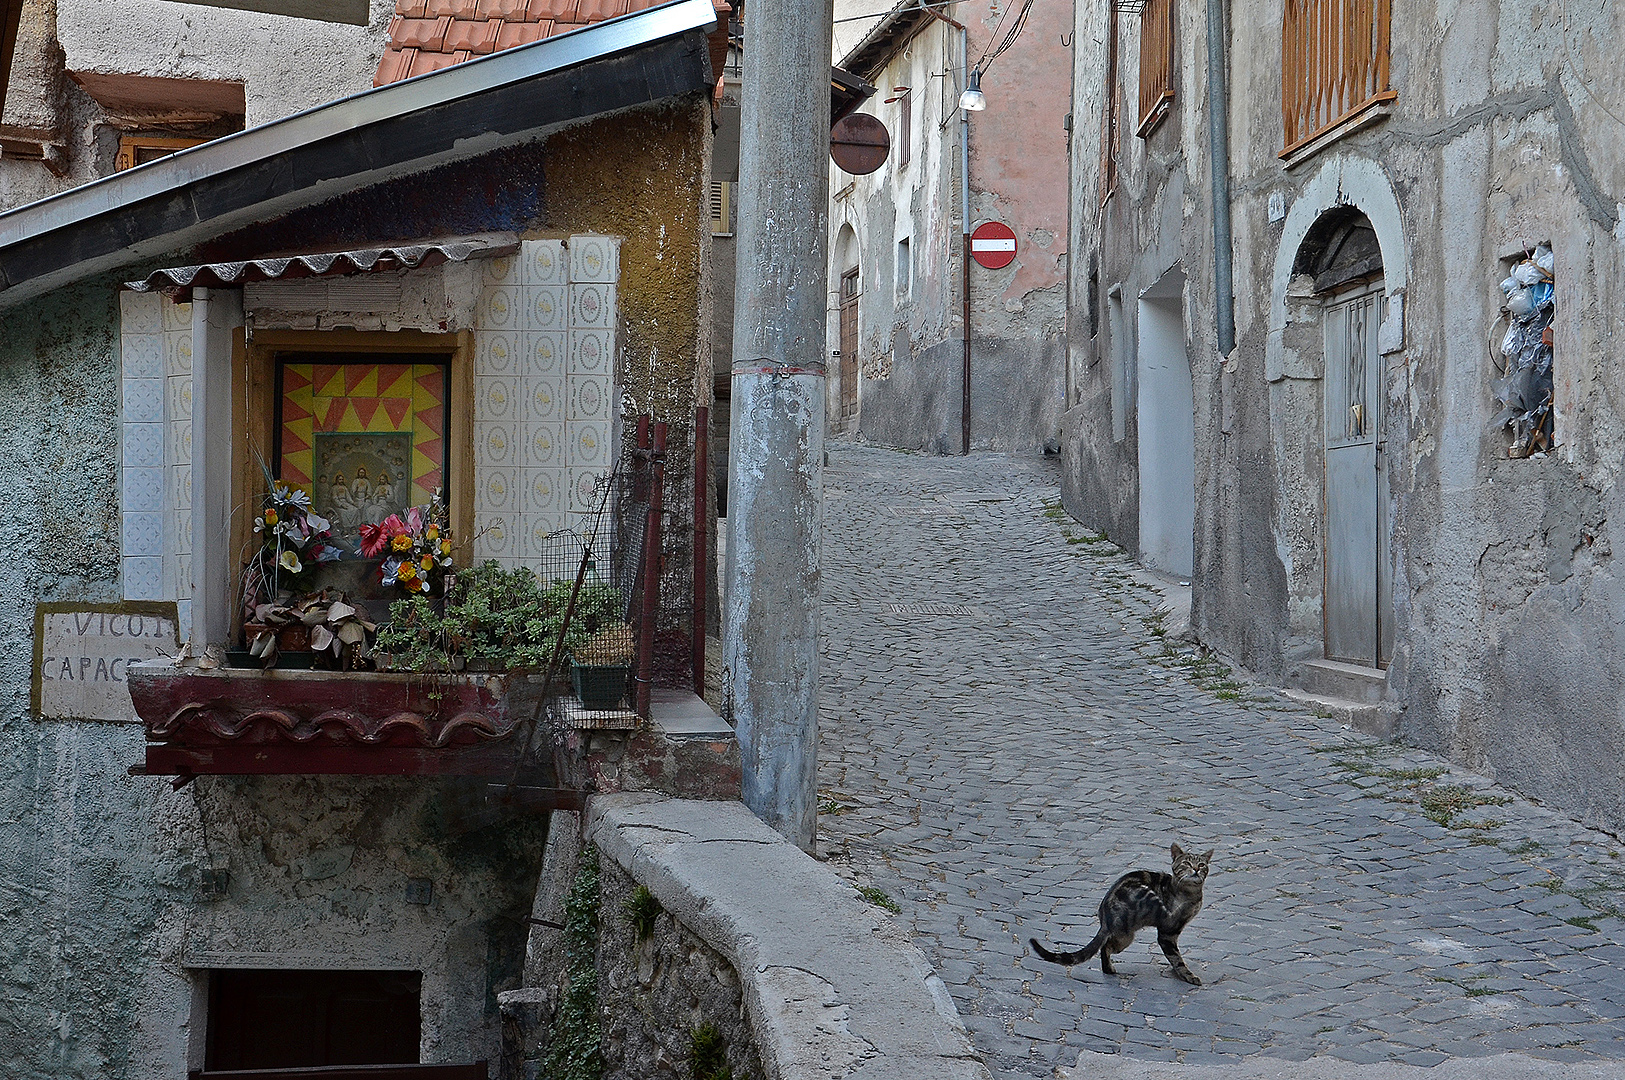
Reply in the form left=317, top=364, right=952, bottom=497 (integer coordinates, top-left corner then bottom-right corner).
left=371, top=560, right=623, bottom=678
left=570, top=623, right=635, bottom=710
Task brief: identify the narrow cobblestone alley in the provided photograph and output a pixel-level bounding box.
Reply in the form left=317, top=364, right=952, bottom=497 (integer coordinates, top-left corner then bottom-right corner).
left=816, top=444, right=1625, bottom=1078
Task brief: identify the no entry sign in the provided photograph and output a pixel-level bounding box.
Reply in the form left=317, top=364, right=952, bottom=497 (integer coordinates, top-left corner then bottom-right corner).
left=970, top=221, right=1018, bottom=269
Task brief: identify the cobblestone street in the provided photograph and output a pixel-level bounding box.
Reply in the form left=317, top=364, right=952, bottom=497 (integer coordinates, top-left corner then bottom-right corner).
left=816, top=444, right=1625, bottom=1077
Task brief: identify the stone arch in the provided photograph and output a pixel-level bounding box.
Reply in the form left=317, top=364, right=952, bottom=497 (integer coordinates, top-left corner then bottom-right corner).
left=1266, top=153, right=1406, bottom=379
left=835, top=222, right=860, bottom=280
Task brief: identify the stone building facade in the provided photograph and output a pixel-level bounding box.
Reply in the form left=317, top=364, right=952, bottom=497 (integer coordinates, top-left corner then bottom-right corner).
left=0, top=0, right=725, bottom=1074
left=825, top=0, right=1072, bottom=454
left=1062, top=0, right=1625, bottom=834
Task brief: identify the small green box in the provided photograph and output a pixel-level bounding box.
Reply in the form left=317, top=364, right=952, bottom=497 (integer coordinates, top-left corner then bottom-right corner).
left=572, top=663, right=631, bottom=710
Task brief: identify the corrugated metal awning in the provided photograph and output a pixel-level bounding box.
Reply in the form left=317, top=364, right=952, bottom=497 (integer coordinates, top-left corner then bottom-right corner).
left=123, top=235, right=518, bottom=293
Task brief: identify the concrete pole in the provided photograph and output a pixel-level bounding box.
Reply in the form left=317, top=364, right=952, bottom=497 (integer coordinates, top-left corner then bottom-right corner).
left=724, top=0, right=832, bottom=850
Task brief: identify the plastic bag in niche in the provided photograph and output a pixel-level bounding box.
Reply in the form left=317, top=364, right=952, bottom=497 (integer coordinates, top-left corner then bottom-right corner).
left=1490, top=248, right=1555, bottom=458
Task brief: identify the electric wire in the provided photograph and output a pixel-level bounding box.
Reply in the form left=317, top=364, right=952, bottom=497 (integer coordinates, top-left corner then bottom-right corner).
left=975, top=0, right=1033, bottom=73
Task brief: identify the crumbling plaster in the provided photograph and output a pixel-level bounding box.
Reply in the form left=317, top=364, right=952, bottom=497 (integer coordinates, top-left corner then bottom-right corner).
left=1064, top=0, right=1625, bottom=832
left=56, top=0, right=391, bottom=126
left=0, top=94, right=716, bottom=1078
left=0, top=283, right=550, bottom=1080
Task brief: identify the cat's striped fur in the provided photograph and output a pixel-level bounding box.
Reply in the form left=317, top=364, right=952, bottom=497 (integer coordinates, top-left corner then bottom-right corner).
left=1029, top=844, right=1212, bottom=985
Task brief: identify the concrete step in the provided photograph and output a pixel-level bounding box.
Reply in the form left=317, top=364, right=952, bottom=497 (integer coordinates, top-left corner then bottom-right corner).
left=1296, top=657, right=1387, bottom=705
left=1279, top=688, right=1392, bottom=740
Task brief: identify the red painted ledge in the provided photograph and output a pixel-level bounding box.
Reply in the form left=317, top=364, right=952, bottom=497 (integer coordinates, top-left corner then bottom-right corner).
left=128, top=661, right=544, bottom=777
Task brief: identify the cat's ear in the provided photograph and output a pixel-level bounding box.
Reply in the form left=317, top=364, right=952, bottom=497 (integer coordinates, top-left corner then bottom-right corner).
left=1170, top=843, right=1183, bottom=859
left=1201, top=849, right=1214, bottom=864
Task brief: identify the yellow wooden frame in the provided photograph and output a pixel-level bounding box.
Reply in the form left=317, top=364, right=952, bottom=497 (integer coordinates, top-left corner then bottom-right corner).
left=230, top=328, right=474, bottom=583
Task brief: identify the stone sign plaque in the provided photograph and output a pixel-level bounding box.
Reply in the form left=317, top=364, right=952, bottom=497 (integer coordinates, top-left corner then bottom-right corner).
left=33, top=603, right=179, bottom=723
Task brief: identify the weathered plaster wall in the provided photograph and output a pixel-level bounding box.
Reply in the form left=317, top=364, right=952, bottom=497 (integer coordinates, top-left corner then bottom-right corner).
left=56, top=0, right=390, bottom=126
left=0, top=96, right=714, bottom=1078
left=825, top=0, right=1070, bottom=453
left=0, top=283, right=546, bottom=1078
left=1065, top=0, right=1625, bottom=831
left=1, top=0, right=389, bottom=213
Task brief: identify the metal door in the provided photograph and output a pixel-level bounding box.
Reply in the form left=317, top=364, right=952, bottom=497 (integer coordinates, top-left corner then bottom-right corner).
left=839, top=269, right=859, bottom=421
left=1322, top=282, right=1391, bottom=666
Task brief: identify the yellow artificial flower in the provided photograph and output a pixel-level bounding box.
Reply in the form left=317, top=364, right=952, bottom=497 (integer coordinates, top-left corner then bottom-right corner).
left=425, top=524, right=440, bottom=540
left=398, top=561, right=417, bottom=581
left=420, top=555, right=434, bottom=572
left=391, top=533, right=413, bottom=553
left=278, top=550, right=302, bottom=573
left=439, top=539, right=452, bottom=555
left=263, top=508, right=279, bottom=526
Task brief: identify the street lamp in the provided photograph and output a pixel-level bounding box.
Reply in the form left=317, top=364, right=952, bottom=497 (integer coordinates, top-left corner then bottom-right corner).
left=958, top=68, right=986, bottom=111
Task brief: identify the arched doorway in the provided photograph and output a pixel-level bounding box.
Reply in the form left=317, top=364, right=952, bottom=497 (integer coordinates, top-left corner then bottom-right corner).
left=834, top=224, right=860, bottom=427
left=1298, top=209, right=1391, bottom=667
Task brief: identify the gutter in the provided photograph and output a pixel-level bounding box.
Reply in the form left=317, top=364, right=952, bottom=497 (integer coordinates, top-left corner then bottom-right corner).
left=1206, top=0, right=1235, bottom=356
left=0, top=0, right=719, bottom=307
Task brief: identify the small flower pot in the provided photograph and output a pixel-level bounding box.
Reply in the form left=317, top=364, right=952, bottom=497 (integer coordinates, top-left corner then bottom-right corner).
left=277, top=624, right=312, bottom=652
left=571, top=662, right=631, bottom=710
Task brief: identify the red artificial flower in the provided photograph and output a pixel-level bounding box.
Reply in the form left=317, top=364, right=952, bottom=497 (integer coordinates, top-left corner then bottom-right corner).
left=359, top=514, right=408, bottom=558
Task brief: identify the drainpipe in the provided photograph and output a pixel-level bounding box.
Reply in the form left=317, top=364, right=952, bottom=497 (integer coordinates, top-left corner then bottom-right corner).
left=724, top=0, right=830, bottom=850
left=961, top=26, right=973, bottom=454
left=1206, top=0, right=1235, bottom=356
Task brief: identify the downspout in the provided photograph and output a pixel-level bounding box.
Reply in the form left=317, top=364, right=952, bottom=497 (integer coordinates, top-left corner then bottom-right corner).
left=1206, top=0, right=1234, bottom=356
left=961, top=26, right=973, bottom=454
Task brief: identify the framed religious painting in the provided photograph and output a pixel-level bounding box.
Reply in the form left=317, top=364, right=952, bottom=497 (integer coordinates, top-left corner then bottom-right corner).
left=272, top=352, right=451, bottom=551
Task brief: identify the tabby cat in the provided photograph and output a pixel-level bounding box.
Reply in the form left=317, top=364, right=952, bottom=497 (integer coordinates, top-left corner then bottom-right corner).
left=1029, top=844, right=1213, bottom=985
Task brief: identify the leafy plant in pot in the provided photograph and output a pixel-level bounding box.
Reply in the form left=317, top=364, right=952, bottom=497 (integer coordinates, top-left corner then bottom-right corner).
left=371, top=560, right=623, bottom=677
left=570, top=623, right=635, bottom=710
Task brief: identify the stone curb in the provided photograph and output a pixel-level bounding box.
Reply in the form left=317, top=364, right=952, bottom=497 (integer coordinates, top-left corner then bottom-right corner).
left=588, top=791, right=993, bottom=1080
left=1062, top=1049, right=1625, bottom=1080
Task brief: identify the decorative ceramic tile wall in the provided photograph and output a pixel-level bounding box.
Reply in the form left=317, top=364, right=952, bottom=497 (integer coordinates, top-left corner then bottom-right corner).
left=472, top=236, right=619, bottom=572
left=120, top=291, right=193, bottom=638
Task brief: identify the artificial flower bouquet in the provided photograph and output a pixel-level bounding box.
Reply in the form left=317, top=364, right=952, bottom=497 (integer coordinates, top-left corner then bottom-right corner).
left=249, top=481, right=344, bottom=597
left=360, top=489, right=455, bottom=596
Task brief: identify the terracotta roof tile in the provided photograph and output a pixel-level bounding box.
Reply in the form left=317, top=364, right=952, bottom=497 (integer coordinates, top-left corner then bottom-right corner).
left=527, top=0, right=580, bottom=20
left=494, top=19, right=550, bottom=49
left=575, top=0, right=629, bottom=22
left=475, top=0, right=533, bottom=18
left=392, top=15, right=452, bottom=50
left=442, top=18, right=500, bottom=52
left=376, top=0, right=730, bottom=86
left=375, top=45, right=417, bottom=84
left=424, top=0, right=481, bottom=17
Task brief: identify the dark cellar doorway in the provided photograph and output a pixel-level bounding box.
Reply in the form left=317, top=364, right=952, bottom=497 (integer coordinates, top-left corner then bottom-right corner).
left=206, top=968, right=422, bottom=1070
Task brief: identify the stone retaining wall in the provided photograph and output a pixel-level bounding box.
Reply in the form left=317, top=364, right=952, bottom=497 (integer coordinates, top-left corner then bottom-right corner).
left=505, top=794, right=992, bottom=1079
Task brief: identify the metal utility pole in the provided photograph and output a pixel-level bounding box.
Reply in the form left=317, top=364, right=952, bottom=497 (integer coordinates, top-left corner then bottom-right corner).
left=724, top=0, right=832, bottom=850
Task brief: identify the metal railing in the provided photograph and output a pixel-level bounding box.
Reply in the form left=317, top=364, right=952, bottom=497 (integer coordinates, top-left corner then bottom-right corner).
left=1281, top=0, right=1393, bottom=156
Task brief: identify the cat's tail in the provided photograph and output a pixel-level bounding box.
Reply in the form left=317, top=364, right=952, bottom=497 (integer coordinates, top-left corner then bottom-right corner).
left=1029, top=931, right=1104, bottom=966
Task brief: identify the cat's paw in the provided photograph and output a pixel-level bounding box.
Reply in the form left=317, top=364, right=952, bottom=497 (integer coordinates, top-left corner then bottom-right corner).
left=1176, top=970, right=1202, bottom=986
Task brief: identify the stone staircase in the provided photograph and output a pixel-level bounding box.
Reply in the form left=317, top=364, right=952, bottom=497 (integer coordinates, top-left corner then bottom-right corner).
left=1281, top=657, right=1391, bottom=738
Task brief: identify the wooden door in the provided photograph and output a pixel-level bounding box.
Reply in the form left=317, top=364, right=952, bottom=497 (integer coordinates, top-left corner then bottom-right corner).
left=1322, top=282, right=1391, bottom=666
left=839, top=269, right=859, bottom=421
